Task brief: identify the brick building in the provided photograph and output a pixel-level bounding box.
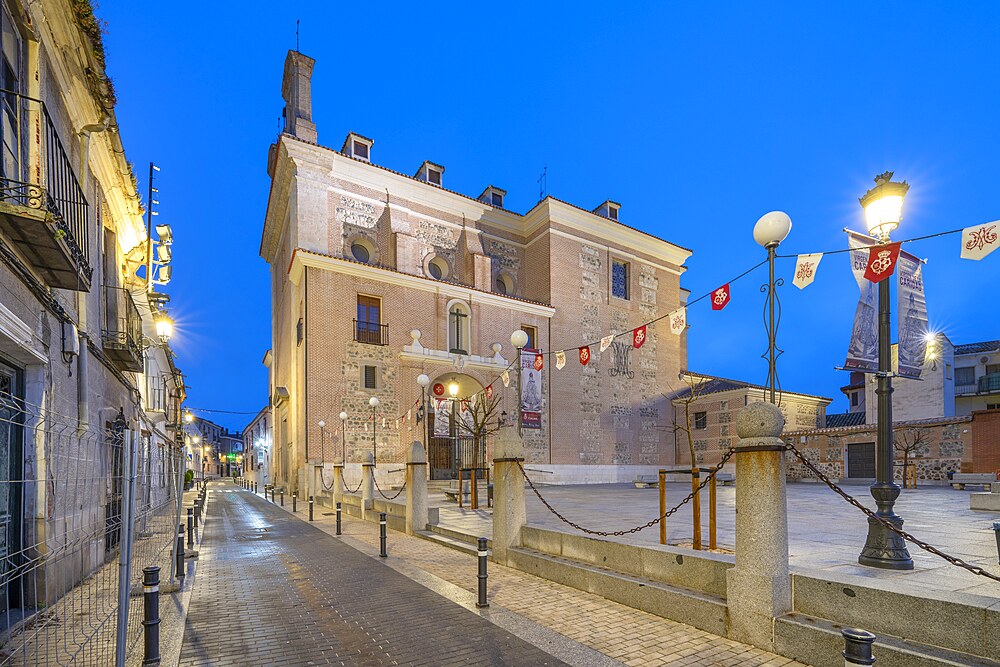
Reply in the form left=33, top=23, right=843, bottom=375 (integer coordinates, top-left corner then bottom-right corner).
left=260, top=50, right=692, bottom=494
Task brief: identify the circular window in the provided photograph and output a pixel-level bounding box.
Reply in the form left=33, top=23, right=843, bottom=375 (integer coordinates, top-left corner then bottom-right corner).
left=496, top=273, right=513, bottom=295
left=351, top=241, right=372, bottom=264
left=427, top=256, right=449, bottom=280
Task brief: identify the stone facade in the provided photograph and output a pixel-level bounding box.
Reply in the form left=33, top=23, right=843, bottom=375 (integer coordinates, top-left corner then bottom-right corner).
left=261, top=50, right=691, bottom=493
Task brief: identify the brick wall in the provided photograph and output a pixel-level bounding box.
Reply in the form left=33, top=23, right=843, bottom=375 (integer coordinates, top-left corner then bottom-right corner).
left=971, top=409, right=1000, bottom=473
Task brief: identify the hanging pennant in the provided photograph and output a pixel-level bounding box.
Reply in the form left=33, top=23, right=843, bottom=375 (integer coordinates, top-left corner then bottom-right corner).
left=632, top=325, right=647, bottom=349
left=485, top=384, right=493, bottom=400
left=534, top=353, right=544, bottom=371
left=600, top=335, right=614, bottom=353
left=792, top=253, right=823, bottom=289
left=864, top=242, right=901, bottom=283
left=669, top=308, right=686, bottom=335
left=711, top=284, right=730, bottom=310
left=961, top=222, right=999, bottom=260
left=381, top=417, right=386, bottom=429
left=501, top=370, right=510, bottom=387
left=555, top=350, right=566, bottom=369
left=579, top=346, right=591, bottom=365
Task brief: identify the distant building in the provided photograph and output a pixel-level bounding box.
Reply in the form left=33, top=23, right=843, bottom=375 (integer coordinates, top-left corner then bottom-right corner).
left=243, top=406, right=271, bottom=488
left=188, top=416, right=241, bottom=477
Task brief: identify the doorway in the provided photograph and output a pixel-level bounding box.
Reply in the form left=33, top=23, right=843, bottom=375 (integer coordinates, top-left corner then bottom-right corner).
left=0, top=358, right=24, bottom=612
left=426, top=373, right=485, bottom=480
left=847, top=442, right=875, bottom=478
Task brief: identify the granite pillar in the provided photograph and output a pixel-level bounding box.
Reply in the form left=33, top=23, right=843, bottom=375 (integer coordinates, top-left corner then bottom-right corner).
left=405, top=442, right=428, bottom=536
left=492, top=427, right=526, bottom=566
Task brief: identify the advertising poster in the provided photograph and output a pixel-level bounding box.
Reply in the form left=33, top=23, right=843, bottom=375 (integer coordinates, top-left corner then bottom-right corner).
left=520, top=349, right=542, bottom=429
left=844, top=231, right=879, bottom=372
left=897, top=251, right=928, bottom=378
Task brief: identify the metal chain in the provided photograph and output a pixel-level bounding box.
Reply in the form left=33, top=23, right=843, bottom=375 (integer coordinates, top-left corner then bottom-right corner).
left=516, top=449, right=735, bottom=537
left=320, top=472, right=336, bottom=491
left=344, top=476, right=364, bottom=494
left=785, top=443, right=1000, bottom=583
left=373, top=474, right=406, bottom=501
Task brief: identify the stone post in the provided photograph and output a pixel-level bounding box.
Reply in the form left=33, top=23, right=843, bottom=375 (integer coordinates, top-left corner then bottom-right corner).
left=361, top=451, right=374, bottom=519
left=492, top=426, right=526, bottom=566
left=332, top=457, right=344, bottom=507
left=726, top=401, right=791, bottom=652
left=405, top=441, right=428, bottom=536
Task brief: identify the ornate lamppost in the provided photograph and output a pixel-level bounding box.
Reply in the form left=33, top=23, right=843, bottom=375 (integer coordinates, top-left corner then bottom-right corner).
left=448, top=380, right=459, bottom=477
left=858, top=172, right=913, bottom=570
left=510, top=329, right=529, bottom=436
left=369, top=397, right=379, bottom=464
left=339, top=411, right=348, bottom=461
left=317, top=420, right=326, bottom=462
left=753, top=211, right=792, bottom=403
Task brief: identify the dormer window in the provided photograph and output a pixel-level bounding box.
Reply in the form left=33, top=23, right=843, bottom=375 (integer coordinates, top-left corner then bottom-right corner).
left=341, top=132, right=374, bottom=162
left=478, top=185, right=507, bottom=209
left=593, top=200, right=621, bottom=221
left=416, top=161, right=445, bottom=187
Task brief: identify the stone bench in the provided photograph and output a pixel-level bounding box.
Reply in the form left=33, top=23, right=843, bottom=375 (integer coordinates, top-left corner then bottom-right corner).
left=634, top=475, right=658, bottom=488
left=951, top=473, right=998, bottom=490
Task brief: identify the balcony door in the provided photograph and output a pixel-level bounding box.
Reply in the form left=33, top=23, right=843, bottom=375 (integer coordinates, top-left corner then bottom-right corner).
left=356, top=295, right=381, bottom=345
left=0, top=3, right=21, bottom=185
left=0, top=359, right=23, bottom=612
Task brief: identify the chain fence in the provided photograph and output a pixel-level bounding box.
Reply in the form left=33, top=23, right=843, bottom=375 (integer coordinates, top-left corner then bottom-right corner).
left=0, top=388, right=185, bottom=666
left=517, top=449, right=735, bottom=537
left=373, top=475, right=406, bottom=501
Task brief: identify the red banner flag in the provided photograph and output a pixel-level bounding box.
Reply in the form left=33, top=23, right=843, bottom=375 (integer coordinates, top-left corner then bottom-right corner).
left=534, top=353, right=544, bottom=371
left=485, top=384, right=493, bottom=400
left=711, top=284, right=731, bottom=310
left=864, top=242, right=902, bottom=283
left=579, top=346, right=591, bottom=365
left=633, top=325, right=647, bottom=348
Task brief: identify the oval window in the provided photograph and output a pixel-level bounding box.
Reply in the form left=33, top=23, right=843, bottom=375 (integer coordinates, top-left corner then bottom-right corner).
left=428, top=256, right=448, bottom=280
left=496, top=274, right=512, bottom=295
left=351, top=242, right=371, bottom=264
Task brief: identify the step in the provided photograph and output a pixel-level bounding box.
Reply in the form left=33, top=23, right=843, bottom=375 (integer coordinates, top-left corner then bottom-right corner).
left=507, top=546, right=728, bottom=637
left=775, top=612, right=997, bottom=667
left=425, top=523, right=489, bottom=547
left=415, top=530, right=481, bottom=557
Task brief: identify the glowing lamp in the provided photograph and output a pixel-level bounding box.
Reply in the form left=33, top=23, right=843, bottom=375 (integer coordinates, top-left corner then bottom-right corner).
left=448, top=381, right=459, bottom=398
left=860, top=172, right=909, bottom=240
left=154, top=313, right=173, bottom=342
left=339, top=411, right=348, bottom=420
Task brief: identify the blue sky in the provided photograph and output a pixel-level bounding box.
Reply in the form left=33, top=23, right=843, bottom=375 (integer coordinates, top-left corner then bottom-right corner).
left=99, top=2, right=1000, bottom=430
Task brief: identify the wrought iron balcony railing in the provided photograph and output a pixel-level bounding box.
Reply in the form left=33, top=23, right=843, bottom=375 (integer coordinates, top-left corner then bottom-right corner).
left=354, top=319, right=388, bottom=346
left=146, top=375, right=169, bottom=413
left=978, top=373, right=1000, bottom=395
left=101, top=286, right=143, bottom=373
left=0, top=89, right=91, bottom=289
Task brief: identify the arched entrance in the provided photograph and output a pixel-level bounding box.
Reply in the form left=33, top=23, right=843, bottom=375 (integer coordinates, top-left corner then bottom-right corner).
left=427, top=373, right=483, bottom=480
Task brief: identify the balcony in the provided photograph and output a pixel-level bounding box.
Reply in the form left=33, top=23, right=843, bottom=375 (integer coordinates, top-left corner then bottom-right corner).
left=0, top=90, right=91, bottom=290
left=978, top=373, right=1000, bottom=395
left=354, top=319, right=388, bottom=346
left=146, top=375, right=169, bottom=413
left=101, top=286, right=143, bottom=372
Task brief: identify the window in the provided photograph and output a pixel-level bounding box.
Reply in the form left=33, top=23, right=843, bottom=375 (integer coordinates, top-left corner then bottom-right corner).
left=356, top=295, right=384, bottom=345
left=427, top=256, right=448, bottom=280
left=521, top=324, right=537, bottom=350
left=987, top=404, right=999, bottom=411
left=491, top=192, right=503, bottom=207
left=611, top=259, right=629, bottom=299
left=1, top=4, right=21, bottom=181
left=296, top=317, right=303, bottom=346
left=496, top=273, right=513, bottom=295
left=988, top=364, right=1000, bottom=375
left=363, top=365, right=377, bottom=390
left=956, top=367, right=976, bottom=386
left=353, top=140, right=369, bottom=161
left=448, top=301, right=471, bottom=355
left=694, top=412, right=707, bottom=429
left=427, top=168, right=442, bottom=186
left=946, top=363, right=953, bottom=380
left=351, top=240, right=372, bottom=264
left=608, top=206, right=619, bottom=221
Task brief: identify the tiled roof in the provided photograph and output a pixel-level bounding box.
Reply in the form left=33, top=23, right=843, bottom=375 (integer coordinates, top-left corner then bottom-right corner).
left=825, top=412, right=866, bottom=428
left=954, top=340, right=1000, bottom=355
left=670, top=371, right=832, bottom=403
left=785, top=414, right=971, bottom=437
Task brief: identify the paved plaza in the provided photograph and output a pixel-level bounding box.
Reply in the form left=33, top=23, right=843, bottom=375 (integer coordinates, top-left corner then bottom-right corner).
left=433, top=480, right=1000, bottom=598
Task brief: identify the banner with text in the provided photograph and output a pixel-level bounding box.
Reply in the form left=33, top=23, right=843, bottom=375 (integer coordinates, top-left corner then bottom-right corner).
left=896, top=251, right=928, bottom=379
left=844, top=231, right=879, bottom=372
left=520, top=348, right=543, bottom=429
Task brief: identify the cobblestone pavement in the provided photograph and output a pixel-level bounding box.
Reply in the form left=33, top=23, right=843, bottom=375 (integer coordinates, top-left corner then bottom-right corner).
left=265, top=488, right=810, bottom=667
left=178, top=483, right=571, bottom=666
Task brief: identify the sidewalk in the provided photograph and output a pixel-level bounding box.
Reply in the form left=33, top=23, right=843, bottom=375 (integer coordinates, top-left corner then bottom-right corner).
left=264, top=486, right=809, bottom=667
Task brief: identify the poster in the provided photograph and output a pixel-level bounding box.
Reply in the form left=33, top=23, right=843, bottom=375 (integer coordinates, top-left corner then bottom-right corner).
left=433, top=398, right=452, bottom=436
left=844, top=231, right=879, bottom=372
left=896, top=251, right=928, bottom=378
left=520, top=348, right=542, bottom=429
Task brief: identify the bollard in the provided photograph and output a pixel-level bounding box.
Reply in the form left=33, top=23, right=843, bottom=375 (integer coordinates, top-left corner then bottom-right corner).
left=457, top=468, right=464, bottom=509
left=709, top=471, right=718, bottom=551
left=336, top=502, right=342, bottom=535
left=993, top=521, right=1000, bottom=564
left=142, top=566, right=161, bottom=665
left=280, top=490, right=284, bottom=507
left=842, top=628, right=876, bottom=665
left=658, top=469, right=667, bottom=545
left=186, top=508, right=193, bottom=549
left=476, top=537, right=489, bottom=608
left=193, top=504, right=199, bottom=532
left=309, top=495, right=314, bottom=522
left=379, top=512, right=387, bottom=557
left=293, top=493, right=297, bottom=513
left=175, top=524, right=185, bottom=579
left=254, top=481, right=257, bottom=494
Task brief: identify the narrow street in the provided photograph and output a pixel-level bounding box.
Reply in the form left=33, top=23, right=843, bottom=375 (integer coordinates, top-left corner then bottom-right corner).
left=178, top=483, right=570, bottom=666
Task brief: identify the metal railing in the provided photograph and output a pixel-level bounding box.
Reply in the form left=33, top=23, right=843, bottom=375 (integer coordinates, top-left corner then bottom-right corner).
left=353, top=319, right=388, bottom=346
left=955, top=383, right=978, bottom=396
left=0, top=88, right=90, bottom=277
left=0, top=391, right=185, bottom=666
left=145, top=375, right=169, bottom=413
left=101, top=287, right=143, bottom=372
left=978, top=373, right=1000, bottom=394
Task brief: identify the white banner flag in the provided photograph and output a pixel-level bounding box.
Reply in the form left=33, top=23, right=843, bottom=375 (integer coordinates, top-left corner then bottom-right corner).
left=555, top=350, right=566, bottom=369
left=792, top=253, right=823, bottom=289
left=961, top=222, right=999, bottom=260
left=844, top=231, right=878, bottom=372
left=668, top=308, right=686, bottom=335
left=501, top=370, right=510, bottom=387
left=897, top=251, right=928, bottom=379
left=600, top=335, right=614, bottom=352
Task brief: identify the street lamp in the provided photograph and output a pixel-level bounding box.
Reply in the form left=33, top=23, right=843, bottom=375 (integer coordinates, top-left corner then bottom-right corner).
left=318, top=420, right=326, bottom=462
left=510, top=329, right=529, bottom=436
left=339, top=411, right=348, bottom=461
left=753, top=211, right=792, bottom=404
left=448, top=380, right=459, bottom=476
left=417, top=373, right=430, bottom=453
left=154, top=312, right=173, bottom=343
left=184, top=411, right=193, bottom=424
left=369, top=396, right=379, bottom=464
left=857, top=171, right=913, bottom=571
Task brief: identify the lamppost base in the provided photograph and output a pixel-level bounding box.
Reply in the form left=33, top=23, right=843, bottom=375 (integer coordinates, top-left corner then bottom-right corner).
left=859, top=513, right=914, bottom=570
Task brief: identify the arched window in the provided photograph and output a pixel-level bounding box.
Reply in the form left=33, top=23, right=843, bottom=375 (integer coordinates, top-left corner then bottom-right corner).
left=495, top=273, right=514, bottom=296
left=447, top=300, right=471, bottom=355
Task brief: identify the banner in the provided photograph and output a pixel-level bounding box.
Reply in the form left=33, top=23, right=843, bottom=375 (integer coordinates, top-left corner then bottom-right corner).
left=711, top=284, right=730, bottom=310
left=599, top=335, right=614, bottom=352
left=863, top=242, right=902, bottom=283
left=668, top=307, right=686, bottom=335
left=792, top=253, right=823, bottom=289
left=844, top=231, right=879, bottom=372
left=632, top=325, right=647, bottom=348
left=555, top=350, right=566, bottom=369
left=961, top=222, right=999, bottom=260
left=579, top=346, right=591, bottom=365
left=433, top=398, right=452, bottom=436
left=897, top=250, right=928, bottom=378
left=520, top=348, right=542, bottom=429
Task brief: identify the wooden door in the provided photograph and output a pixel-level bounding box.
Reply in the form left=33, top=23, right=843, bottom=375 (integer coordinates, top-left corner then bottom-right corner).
left=847, top=442, right=875, bottom=478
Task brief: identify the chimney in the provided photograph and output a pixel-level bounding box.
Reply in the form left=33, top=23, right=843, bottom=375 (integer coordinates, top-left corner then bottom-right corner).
left=281, top=50, right=317, bottom=143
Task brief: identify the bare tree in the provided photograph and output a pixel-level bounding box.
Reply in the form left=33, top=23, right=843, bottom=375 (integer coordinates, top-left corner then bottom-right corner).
left=455, top=391, right=504, bottom=508
left=894, top=427, right=930, bottom=489
left=664, top=372, right=713, bottom=550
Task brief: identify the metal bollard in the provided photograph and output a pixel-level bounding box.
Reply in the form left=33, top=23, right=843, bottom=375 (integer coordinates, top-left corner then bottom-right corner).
left=193, top=504, right=199, bottom=532
left=142, top=566, right=161, bottom=665
left=280, top=490, right=284, bottom=507
left=293, top=493, right=297, bottom=513
left=993, top=521, right=1000, bottom=564
left=309, top=496, right=314, bottom=521
left=186, top=508, right=193, bottom=548
left=175, top=524, right=185, bottom=579
left=379, top=512, right=387, bottom=558
left=842, top=628, right=876, bottom=666
left=336, top=502, right=342, bottom=535
left=476, top=537, right=489, bottom=608
left=254, top=481, right=257, bottom=494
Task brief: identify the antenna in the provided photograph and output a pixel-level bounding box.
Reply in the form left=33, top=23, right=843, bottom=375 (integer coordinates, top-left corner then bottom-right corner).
left=296, top=19, right=300, bottom=52
left=537, top=165, right=547, bottom=201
